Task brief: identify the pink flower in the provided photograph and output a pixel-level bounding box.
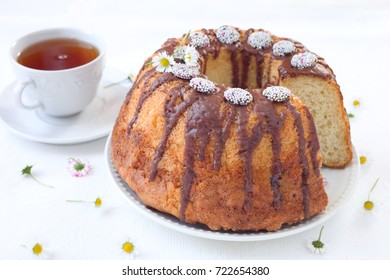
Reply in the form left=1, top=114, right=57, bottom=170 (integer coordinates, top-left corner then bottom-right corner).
left=67, top=158, right=92, bottom=177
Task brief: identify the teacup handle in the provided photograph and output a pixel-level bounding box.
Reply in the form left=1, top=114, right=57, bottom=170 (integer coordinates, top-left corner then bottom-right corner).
left=14, top=78, right=42, bottom=110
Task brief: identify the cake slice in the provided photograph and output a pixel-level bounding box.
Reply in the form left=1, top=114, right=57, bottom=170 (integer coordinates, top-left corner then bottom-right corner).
left=280, top=75, right=352, bottom=168
left=266, top=39, right=353, bottom=168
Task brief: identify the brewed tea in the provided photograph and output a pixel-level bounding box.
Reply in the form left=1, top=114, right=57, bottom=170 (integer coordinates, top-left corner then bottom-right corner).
left=17, top=38, right=99, bottom=70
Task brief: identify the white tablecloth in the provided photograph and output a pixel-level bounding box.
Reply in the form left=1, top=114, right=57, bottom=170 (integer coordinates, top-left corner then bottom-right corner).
left=1, top=0, right=389, bottom=259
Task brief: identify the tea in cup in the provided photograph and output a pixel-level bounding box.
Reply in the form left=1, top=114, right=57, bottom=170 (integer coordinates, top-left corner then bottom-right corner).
left=10, top=28, right=105, bottom=117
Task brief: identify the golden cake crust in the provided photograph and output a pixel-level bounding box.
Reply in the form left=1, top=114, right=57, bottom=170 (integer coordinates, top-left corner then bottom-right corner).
left=112, top=90, right=327, bottom=231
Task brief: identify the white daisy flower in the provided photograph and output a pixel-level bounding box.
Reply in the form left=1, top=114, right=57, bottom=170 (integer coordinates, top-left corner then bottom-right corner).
left=152, top=51, right=175, bottom=73
left=306, top=238, right=327, bottom=255
left=346, top=97, right=365, bottom=122
left=21, top=239, right=52, bottom=260
left=120, top=236, right=139, bottom=260
left=364, top=178, right=380, bottom=212
left=66, top=196, right=103, bottom=208
left=352, top=98, right=363, bottom=108
left=67, top=158, right=92, bottom=177
left=306, top=226, right=327, bottom=255
left=183, top=46, right=200, bottom=67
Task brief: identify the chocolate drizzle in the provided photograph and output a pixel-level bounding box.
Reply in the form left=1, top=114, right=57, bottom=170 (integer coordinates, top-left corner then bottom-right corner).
left=279, top=56, right=332, bottom=80
left=276, top=40, right=333, bottom=80
left=305, top=107, right=321, bottom=177
left=266, top=107, right=286, bottom=210
left=123, top=27, right=326, bottom=223
left=198, top=29, right=220, bottom=58
left=180, top=92, right=225, bottom=219
left=236, top=104, right=252, bottom=210
left=149, top=84, right=199, bottom=181
left=127, top=73, right=176, bottom=135
left=287, top=102, right=311, bottom=218
left=124, top=68, right=155, bottom=105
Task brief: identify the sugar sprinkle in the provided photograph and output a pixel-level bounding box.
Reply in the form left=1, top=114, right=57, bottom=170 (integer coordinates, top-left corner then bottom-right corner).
left=291, top=52, right=317, bottom=69
left=224, top=88, right=253, bottom=106
left=216, top=25, right=240, bottom=44
left=189, top=31, right=210, bottom=48
left=248, top=31, right=272, bottom=49
left=262, top=86, right=291, bottom=102
left=172, top=63, right=199, bottom=80
left=273, top=40, right=296, bottom=56
left=189, top=77, right=216, bottom=94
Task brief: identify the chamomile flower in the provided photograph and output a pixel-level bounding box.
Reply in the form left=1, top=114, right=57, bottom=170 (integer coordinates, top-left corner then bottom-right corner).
left=21, top=240, right=51, bottom=259
left=183, top=46, right=200, bottom=67
left=353, top=99, right=361, bottom=107
left=306, top=226, right=327, bottom=254
left=152, top=51, right=175, bottom=73
left=347, top=97, right=364, bottom=119
left=358, top=149, right=373, bottom=169
left=364, top=178, right=380, bottom=211
left=67, top=158, right=92, bottom=177
left=66, top=196, right=102, bottom=208
left=347, top=96, right=366, bottom=111
left=120, top=237, right=139, bottom=259
left=94, top=197, right=102, bottom=207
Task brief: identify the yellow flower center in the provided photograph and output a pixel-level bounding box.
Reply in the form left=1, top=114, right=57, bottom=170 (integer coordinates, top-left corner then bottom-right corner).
left=122, top=242, right=134, bottom=254
left=360, top=156, right=367, bottom=164
left=32, top=243, right=43, bottom=255
left=95, top=197, right=102, bottom=207
left=364, top=200, right=374, bottom=210
left=160, top=58, right=170, bottom=67
left=353, top=100, right=360, bottom=107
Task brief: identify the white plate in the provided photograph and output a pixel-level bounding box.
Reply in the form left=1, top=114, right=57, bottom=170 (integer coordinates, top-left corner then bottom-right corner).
left=0, top=68, right=131, bottom=145
left=105, top=134, right=359, bottom=241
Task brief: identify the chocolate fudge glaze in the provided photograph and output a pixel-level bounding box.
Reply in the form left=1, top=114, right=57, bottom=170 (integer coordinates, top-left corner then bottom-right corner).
left=286, top=103, right=312, bottom=218
left=125, top=27, right=324, bottom=222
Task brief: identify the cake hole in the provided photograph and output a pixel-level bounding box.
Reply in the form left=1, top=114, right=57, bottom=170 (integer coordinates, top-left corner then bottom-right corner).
left=204, top=50, right=262, bottom=89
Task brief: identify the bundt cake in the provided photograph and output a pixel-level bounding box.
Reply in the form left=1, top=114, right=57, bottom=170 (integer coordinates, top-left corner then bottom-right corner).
left=111, top=26, right=351, bottom=231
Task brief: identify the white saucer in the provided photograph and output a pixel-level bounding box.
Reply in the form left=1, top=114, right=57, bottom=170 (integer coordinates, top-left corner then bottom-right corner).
left=0, top=68, right=131, bottom=144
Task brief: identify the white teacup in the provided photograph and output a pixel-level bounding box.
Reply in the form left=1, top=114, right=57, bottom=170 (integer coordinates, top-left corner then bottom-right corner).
left=10, top=28, right=105, bottom=117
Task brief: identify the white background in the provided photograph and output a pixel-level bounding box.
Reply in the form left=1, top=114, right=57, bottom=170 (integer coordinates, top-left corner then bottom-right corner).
left=0, top=0, right=390, bottom=259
